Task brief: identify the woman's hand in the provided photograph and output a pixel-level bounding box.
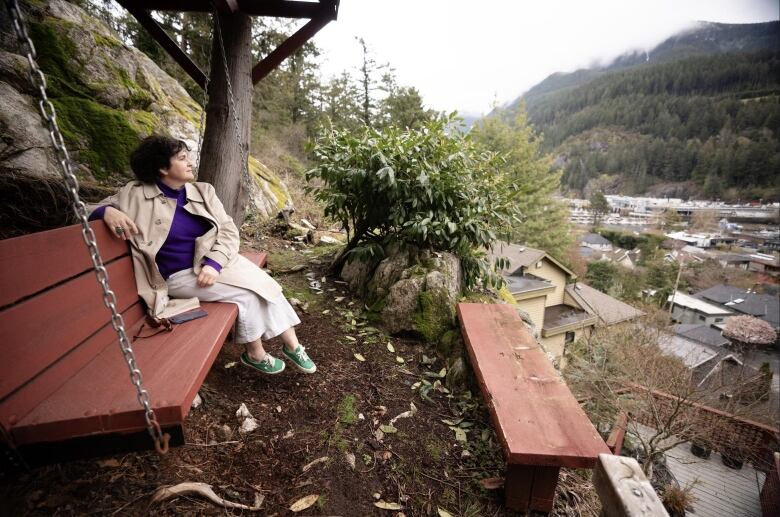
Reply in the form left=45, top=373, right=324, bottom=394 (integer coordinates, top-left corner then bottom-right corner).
left=197, top=264, right=219, bottom=287
left=103, top=206, right=139, bottom=241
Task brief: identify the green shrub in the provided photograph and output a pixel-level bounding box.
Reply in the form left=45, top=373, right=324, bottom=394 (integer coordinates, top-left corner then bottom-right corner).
left=306, top=115, right=521, bottom=288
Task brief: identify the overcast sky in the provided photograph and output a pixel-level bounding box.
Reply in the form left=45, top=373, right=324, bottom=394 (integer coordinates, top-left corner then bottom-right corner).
left=311, top=0, right=779, bottom=116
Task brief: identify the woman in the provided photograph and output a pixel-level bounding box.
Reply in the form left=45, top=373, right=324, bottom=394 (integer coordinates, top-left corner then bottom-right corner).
left=90, top=135, right=314, bottom=375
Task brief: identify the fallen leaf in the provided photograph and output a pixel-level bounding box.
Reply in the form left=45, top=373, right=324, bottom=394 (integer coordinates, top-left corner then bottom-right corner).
left=450, top=427, right=467, bottom=442
left=334, top=296, right=345, bottom=302
left=290, top=494, right=319, bottom=512
left=389, top=402, right=418, bottom=426
left=437, top=508, right=455, bottom=517
left=479, top=477, right=504, bottom=490
left=302, top=456, right=329, bottom=472
left=345, top=451, right=356, bottom=470
left=240, top=418, right=259, bottom=434
left=322, top=309, right=330, bottom=314
left=224, top=361, right=237, bottom=369
left=354, top=353, right=366, bottom=362
left=374, top=428, right=385, bottom=441
left=387, top=343, right=395, bottom=353
left=345, top=336, right=357, bottom=342
left=374, top=501, right=402, bottom=510
left=97, top=458, right=120, bottom=468
left=236, top=403, right=253, bottom=421
left=282, top=429, right=294, bottom=439
left=395, top=356, right=405, bottom=364
left=276, top=406, right=282, bottom=413
left=379, top=424, right=397, bottom=434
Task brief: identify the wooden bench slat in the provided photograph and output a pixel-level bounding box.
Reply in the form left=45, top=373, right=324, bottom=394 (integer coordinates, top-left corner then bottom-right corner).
left=457, top=303, right=609, bottom=468
left=0, top=257, right=138, bottom=401
left=0, top=303, right=145, bottom=430
left=11, top=301, right=238, bottom=445
left=0, top=222, right=128, bottom=307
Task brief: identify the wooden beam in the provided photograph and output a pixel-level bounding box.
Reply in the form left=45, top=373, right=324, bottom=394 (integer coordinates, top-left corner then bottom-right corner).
left=118, top=0, right=333, bottom=19
left=593, top=454, right=669, bottom=517
left=215, top=0, right=239, bottom=13
left=251, top=14, right=332, bottom=84
left=116, top=1, right=207, bottom=89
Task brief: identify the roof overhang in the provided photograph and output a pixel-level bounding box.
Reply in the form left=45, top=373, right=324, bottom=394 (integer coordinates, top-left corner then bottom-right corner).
left=116, top=0, right=339, bottom=89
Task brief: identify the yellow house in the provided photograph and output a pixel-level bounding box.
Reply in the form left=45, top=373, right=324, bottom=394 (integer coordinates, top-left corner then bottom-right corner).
left=490, top=243, right=643, bottom=362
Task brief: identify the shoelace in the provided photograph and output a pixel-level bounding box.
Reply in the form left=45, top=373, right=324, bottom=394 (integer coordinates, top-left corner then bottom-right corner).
left=294, top=346, right=309, bottom=362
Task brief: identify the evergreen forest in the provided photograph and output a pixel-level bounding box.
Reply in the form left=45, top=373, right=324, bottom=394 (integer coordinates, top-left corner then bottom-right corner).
left=502, top=22, right=780, bottom=201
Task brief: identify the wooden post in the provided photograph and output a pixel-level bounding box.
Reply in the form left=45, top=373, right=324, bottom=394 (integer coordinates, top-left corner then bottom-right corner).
left=505, top=464, right=560, bottom=514
left=197, top=11, right=253, bottom=226
left=593, top=454, right=669, bottom=517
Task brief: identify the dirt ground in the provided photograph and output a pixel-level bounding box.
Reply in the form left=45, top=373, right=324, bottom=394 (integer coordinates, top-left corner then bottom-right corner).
left=0, top=235, right=597, bottom=517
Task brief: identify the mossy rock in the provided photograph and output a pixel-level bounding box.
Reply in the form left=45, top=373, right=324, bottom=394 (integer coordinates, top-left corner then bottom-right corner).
left=413, top=287, right=455, bottom=343
left=52, top=97, right=140, bottom=180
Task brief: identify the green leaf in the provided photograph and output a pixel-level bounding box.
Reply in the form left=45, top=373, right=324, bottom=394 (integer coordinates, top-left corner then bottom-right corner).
left=379, top=424, right=397, bottom=434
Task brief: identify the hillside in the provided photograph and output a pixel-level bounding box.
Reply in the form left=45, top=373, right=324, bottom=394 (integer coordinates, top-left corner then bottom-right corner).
left=501, top=21, right=780, bottom=201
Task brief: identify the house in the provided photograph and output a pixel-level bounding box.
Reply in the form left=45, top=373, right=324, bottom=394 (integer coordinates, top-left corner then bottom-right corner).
left=672, top=323, right=730, bottom=348
left=565, top=282, right=645, bottom=327
left=491, top=242, right=644, bottom=361
left=581, top=233, right=612, bottom=251
left=693, top=285, right=780, bottom=330
left=667, top=291, right=733, bottom=326
left=600, top=248, right=635, bottom=269
left=748, top=253, right=780, bottom=277
left=717, top=254, right=752, bottom=270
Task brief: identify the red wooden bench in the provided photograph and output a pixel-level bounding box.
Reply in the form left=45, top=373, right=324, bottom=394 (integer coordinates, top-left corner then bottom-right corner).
left=457, top=303, right=610, bottom=514
left=0, top=222, right=266, bottom=469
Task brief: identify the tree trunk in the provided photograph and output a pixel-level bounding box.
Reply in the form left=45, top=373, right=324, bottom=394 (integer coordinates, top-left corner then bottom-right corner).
left=198, top=12, right=252, bottom=227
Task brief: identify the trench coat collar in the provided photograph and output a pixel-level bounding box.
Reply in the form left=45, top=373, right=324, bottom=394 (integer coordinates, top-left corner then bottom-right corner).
left=141, top=181, right=205, bottom=203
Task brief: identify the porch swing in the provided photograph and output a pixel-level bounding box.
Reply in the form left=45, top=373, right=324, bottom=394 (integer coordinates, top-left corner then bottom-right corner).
left=0, top=1, right=293, bottom=472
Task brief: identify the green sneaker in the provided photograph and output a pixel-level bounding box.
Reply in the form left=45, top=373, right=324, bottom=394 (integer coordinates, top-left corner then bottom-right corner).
left=282, top=345, right=317, bottom=374
left=240, top=352, right=285, bottom=375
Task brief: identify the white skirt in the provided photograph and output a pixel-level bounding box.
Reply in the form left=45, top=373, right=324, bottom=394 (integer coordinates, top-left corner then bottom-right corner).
left=166, top=268, right=301, bottom=343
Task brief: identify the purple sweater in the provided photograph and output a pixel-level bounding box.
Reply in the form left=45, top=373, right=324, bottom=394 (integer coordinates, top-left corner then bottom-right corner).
left=90, top=181, right=222, bottom=279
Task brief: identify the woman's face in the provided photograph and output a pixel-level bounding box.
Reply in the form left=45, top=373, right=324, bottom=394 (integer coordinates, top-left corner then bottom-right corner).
left=160, top=148, right=194, bottom=187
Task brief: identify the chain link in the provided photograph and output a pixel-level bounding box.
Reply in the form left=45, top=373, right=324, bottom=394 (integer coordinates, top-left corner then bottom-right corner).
left=214, top=9, right=250, bottom=181
left=5, top=0, right=169, bottom=454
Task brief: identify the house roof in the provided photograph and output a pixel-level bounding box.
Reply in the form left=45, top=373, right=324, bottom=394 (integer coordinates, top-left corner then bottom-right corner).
left=668, top=291, right=733, bottom=316
left=693, top=285, right=780, bottom=328
left=565, top=283, right=645, bottom=326
left=717, top=254, right=752, bottom=263
left=672, top=324, right=730, bottom=347
left=542, top=304, right=597, bottom=335
left=489, top=242, right=575, bottom=278
left=504, top=274, right=553, bottom=296
left=582, top=233, right=612, bottom=246
left=658, top=333, right=719, bottom=368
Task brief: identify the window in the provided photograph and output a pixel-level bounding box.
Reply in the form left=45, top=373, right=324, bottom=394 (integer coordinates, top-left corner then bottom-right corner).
left=715, top=318, right=724, bottom=323
left=565, top=331, right=575, bottom=344
left=536, top=261, right=543, bottom=269
left=698, top=315, right=706, bottom=322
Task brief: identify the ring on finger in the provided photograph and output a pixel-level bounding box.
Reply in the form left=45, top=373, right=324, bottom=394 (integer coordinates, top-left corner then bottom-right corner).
left=115, top=226, right=125, bottom=234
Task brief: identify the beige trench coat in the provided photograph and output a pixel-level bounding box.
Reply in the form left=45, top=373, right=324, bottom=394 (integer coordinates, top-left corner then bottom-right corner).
left=94, top=181, right=282, bottom=319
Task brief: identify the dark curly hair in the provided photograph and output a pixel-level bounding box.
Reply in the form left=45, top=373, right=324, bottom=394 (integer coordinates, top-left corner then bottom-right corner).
left=130, top=135, right=189, bottom=184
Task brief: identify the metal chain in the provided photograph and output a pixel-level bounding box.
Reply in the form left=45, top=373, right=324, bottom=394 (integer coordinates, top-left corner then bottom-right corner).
left=214, top=9, right=250, bottom=180
left=5, top=0, right=169, bottom=454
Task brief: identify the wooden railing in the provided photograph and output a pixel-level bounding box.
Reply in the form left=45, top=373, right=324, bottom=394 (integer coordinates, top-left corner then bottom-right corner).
left=629, top=385, right=779, bottom=471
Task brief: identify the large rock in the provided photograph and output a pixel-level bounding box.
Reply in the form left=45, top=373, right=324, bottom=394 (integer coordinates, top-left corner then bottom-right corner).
left=342, top=246, right=463, bottom=343
left=0, top=0, right=288, bottom=217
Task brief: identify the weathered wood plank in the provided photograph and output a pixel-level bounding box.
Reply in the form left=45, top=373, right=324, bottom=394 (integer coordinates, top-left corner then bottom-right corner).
left=457, top=303, right=609, bottom=468
left=593, top=453, right=669, bottom=517
left=11, top=301, right=237, bottom=445
left=606, top=412, right=628, bottom=455
left=0, top=222, right=127, bottom=307
left=0, top=257, right=138, bottom=401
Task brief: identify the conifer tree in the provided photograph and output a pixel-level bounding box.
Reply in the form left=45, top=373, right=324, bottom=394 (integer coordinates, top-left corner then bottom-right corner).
left=471, top=107, right=572, bottom=260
